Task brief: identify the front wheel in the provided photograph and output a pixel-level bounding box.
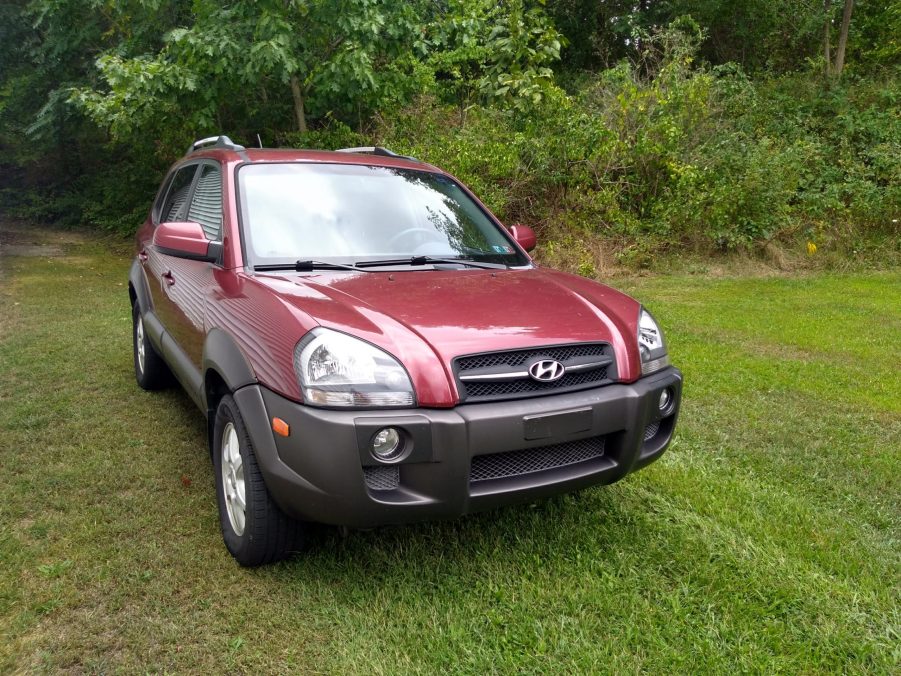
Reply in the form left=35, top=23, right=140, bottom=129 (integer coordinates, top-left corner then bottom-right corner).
left=213, top=395, right=303, bottom=566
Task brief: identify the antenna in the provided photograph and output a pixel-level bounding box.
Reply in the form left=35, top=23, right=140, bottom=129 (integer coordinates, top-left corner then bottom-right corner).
left=256, top=133, right=263, bottom=149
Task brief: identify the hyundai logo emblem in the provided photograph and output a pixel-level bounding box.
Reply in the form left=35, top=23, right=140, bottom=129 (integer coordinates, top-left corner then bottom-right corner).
left=528, top=359, right=565, bottom=382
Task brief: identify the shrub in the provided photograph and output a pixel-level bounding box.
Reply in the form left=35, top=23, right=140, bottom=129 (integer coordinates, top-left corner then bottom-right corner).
left=376, top=24, right=899, bottom=258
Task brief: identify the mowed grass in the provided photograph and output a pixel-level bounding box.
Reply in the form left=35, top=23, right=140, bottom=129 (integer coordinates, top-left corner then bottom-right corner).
left=0, top=224, right=898, bottom=673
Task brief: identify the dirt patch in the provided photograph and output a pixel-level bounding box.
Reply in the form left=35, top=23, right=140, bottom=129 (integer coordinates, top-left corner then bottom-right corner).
left=0, top=219, right=89, bottom=259
left=0, top=226, right=63, bottom=257
left=0, top=216, right=89, bottom=281
left=2, top=243, right=66, bottom=257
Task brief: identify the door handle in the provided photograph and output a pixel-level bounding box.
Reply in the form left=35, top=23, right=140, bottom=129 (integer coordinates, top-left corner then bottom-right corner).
left=162, top=270, right=175, bottom=286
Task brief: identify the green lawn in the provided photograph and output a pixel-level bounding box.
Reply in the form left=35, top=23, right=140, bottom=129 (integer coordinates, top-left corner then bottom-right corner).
left=1, top=224, right=898, bottom=673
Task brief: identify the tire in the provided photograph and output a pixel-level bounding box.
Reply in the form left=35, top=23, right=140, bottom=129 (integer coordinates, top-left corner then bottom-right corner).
left=213, top=394, right=303, bottom=566
left=132, top=303, right=172, bottom=390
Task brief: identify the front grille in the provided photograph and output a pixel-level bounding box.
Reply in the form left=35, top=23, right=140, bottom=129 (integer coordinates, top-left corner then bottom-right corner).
left=363, top=465, right=399, bottom=491
left=455, top=343, right=616, bottom=403
left=458, top=344, right=608, bottom=371
left=470, top=436, right=606, bottom=484
left=464, top=367, right=608, bottom=398
left=643, top=420, right=660, bottom=441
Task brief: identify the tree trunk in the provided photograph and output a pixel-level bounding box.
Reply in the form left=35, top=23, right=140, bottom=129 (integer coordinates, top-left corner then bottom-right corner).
left=823, top=0, right=832, bottom=77
left=833, top=0, right=854, bottom=77
left=290, top=74, right=307, bottom=133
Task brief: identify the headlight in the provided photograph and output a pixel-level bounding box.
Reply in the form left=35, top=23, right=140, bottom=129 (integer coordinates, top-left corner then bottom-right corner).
left=638, top=308, right=670, bottom=376
left=293, top=328, right=415, bottom=408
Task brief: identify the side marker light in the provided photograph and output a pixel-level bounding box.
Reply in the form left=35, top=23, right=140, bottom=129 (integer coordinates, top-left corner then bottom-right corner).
left=272, top=417, right=290, bottom=437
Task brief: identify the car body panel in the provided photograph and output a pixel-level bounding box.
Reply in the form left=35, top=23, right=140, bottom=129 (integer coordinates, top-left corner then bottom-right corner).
left=245, top=266, right=642, bottom=405
left=244, top=364, right=681, bottom=527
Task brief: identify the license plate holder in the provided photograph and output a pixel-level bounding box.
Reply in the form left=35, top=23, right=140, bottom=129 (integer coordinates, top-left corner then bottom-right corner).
left=523, top=408, right=592, bottom=440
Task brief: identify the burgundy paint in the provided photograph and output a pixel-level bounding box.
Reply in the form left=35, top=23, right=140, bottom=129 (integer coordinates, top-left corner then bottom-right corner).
left=136, top=147, right=645, bottom=407
left=153, top=221, right=211, bottom=258
left=509, top=224, right=537, bottom=252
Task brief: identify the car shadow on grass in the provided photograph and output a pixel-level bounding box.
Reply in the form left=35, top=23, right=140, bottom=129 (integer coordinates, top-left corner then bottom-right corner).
left=260, top=482, right=658, bottom=592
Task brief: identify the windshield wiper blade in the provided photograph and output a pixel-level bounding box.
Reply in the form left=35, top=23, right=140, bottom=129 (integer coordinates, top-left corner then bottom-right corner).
left=254, top=260, right=370, bottom=273
left=353, top=256, right=508, bottom=270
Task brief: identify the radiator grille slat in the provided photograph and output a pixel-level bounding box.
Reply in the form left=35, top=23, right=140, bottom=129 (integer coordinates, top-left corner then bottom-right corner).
left=457, top=344, right=607, bottom=371
left=455, top=343, right=615, bottom=402
left=470, top=436, right=605, bottom=484
left=463, top=367, right=608, bottom=398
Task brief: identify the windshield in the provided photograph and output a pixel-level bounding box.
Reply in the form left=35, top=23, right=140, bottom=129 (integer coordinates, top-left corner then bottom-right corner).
left=237, top=163, right=529, bottom=267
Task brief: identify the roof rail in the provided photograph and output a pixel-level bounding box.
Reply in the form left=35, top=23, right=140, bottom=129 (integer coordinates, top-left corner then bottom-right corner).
left=187, top=135, right=246, bottom=155
left=336, top=146, right=418, bottom=161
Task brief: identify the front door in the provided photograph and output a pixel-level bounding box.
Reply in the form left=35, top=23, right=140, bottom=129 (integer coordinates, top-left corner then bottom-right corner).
left=142, top=161, right=225, bottom=386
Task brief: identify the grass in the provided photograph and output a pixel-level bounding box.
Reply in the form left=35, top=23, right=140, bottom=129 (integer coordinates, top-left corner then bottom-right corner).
left=0, top=222, right=898, bottom=673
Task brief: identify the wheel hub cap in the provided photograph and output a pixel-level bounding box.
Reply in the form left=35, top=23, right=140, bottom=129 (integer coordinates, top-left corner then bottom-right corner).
left=136, top=316, right=145, bottom=373
left=221, top=422, right=246, bottom=536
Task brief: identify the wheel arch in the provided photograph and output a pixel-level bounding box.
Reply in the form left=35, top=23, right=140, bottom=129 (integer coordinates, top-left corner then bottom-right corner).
left=128, top=259, right=152, bottom=312
left=202, top=328, right=257, bottom=451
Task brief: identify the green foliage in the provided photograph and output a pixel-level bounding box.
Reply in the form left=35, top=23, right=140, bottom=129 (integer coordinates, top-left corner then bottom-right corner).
left=381, top=20, right=899, bottom=253
left=546, top=0, right=636, bottom=70
left=0, top=1, right=897, bottom=259
left=70, top=55, right=193, bottom=138
left=279, top=118, right=367, bottom=151
left=852, top=1, right=901, bottom=67
left=71, top=0, right=427, bottom=141
left=426, top=0, right=563, bottom=111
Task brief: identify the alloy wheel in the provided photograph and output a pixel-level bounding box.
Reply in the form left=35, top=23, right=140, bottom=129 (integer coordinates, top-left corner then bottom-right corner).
left=221, top=422, right=246, bottom=535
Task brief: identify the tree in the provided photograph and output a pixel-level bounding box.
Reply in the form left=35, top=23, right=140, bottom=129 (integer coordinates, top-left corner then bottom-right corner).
left=427, top=0, right=563, bottom=116
left=823, top=0, right=856, bottom=78
left=853, top=0, right=901, bottom=66
left=833, top=0, right=855, bottom=76
left=546, top=0, right=637, bottom=70
left=73, top=0, right=426, bottom=140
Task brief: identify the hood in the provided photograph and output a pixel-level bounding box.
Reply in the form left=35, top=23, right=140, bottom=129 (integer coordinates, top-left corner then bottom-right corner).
left=254, top=267, right=642, bottom=406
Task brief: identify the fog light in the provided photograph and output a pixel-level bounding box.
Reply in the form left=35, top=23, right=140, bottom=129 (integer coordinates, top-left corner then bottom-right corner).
left=659, top=388, right=673, bottom=412
left=371, top=427, right=402, bottom=461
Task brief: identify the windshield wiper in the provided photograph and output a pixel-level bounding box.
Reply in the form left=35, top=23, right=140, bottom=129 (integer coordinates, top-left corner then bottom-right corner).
left=353, top=256, right=508, bottom=270
left=254, top=256, right=508, bottom=273
left=254, top=260, right=370, bottom=273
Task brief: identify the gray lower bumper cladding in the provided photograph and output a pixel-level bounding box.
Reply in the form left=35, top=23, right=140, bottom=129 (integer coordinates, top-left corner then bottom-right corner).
left=234, top=367, right=682, bottom=528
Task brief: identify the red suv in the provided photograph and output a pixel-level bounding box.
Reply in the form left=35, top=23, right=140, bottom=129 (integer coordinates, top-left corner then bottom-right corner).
left=130, top=136, right=682, bottom=566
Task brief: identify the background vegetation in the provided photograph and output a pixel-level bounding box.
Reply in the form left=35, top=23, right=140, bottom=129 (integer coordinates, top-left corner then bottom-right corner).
left=0, top=0, right=899, bottom=265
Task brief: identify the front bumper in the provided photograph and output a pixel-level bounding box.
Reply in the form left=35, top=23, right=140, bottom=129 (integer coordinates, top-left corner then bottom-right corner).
left=235, top=366, right=682, bottom=528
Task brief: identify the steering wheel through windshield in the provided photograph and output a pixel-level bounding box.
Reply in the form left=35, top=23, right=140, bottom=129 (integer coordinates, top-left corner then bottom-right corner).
left=385, top=227, right=446, bottom=252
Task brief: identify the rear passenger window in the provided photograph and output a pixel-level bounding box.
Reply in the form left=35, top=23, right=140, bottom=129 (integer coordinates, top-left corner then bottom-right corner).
left=188, top=164, right=223, bottom=240
left=159, top=166, right=197, bottom=223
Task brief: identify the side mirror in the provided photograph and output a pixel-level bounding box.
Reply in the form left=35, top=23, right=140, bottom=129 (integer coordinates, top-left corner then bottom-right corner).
left=153, top=221, right=221, bottom=262
left=509, top=224, right=537, bottom=252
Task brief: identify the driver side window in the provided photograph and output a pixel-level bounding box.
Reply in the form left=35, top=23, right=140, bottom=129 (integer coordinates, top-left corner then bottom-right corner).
left=187, top=164, right=223, bottom=241
left=159, top=165, right=198, bottom=223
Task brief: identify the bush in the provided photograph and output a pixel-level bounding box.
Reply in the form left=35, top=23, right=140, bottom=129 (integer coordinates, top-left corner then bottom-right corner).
left=376, top=24, right=899, bottom=259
